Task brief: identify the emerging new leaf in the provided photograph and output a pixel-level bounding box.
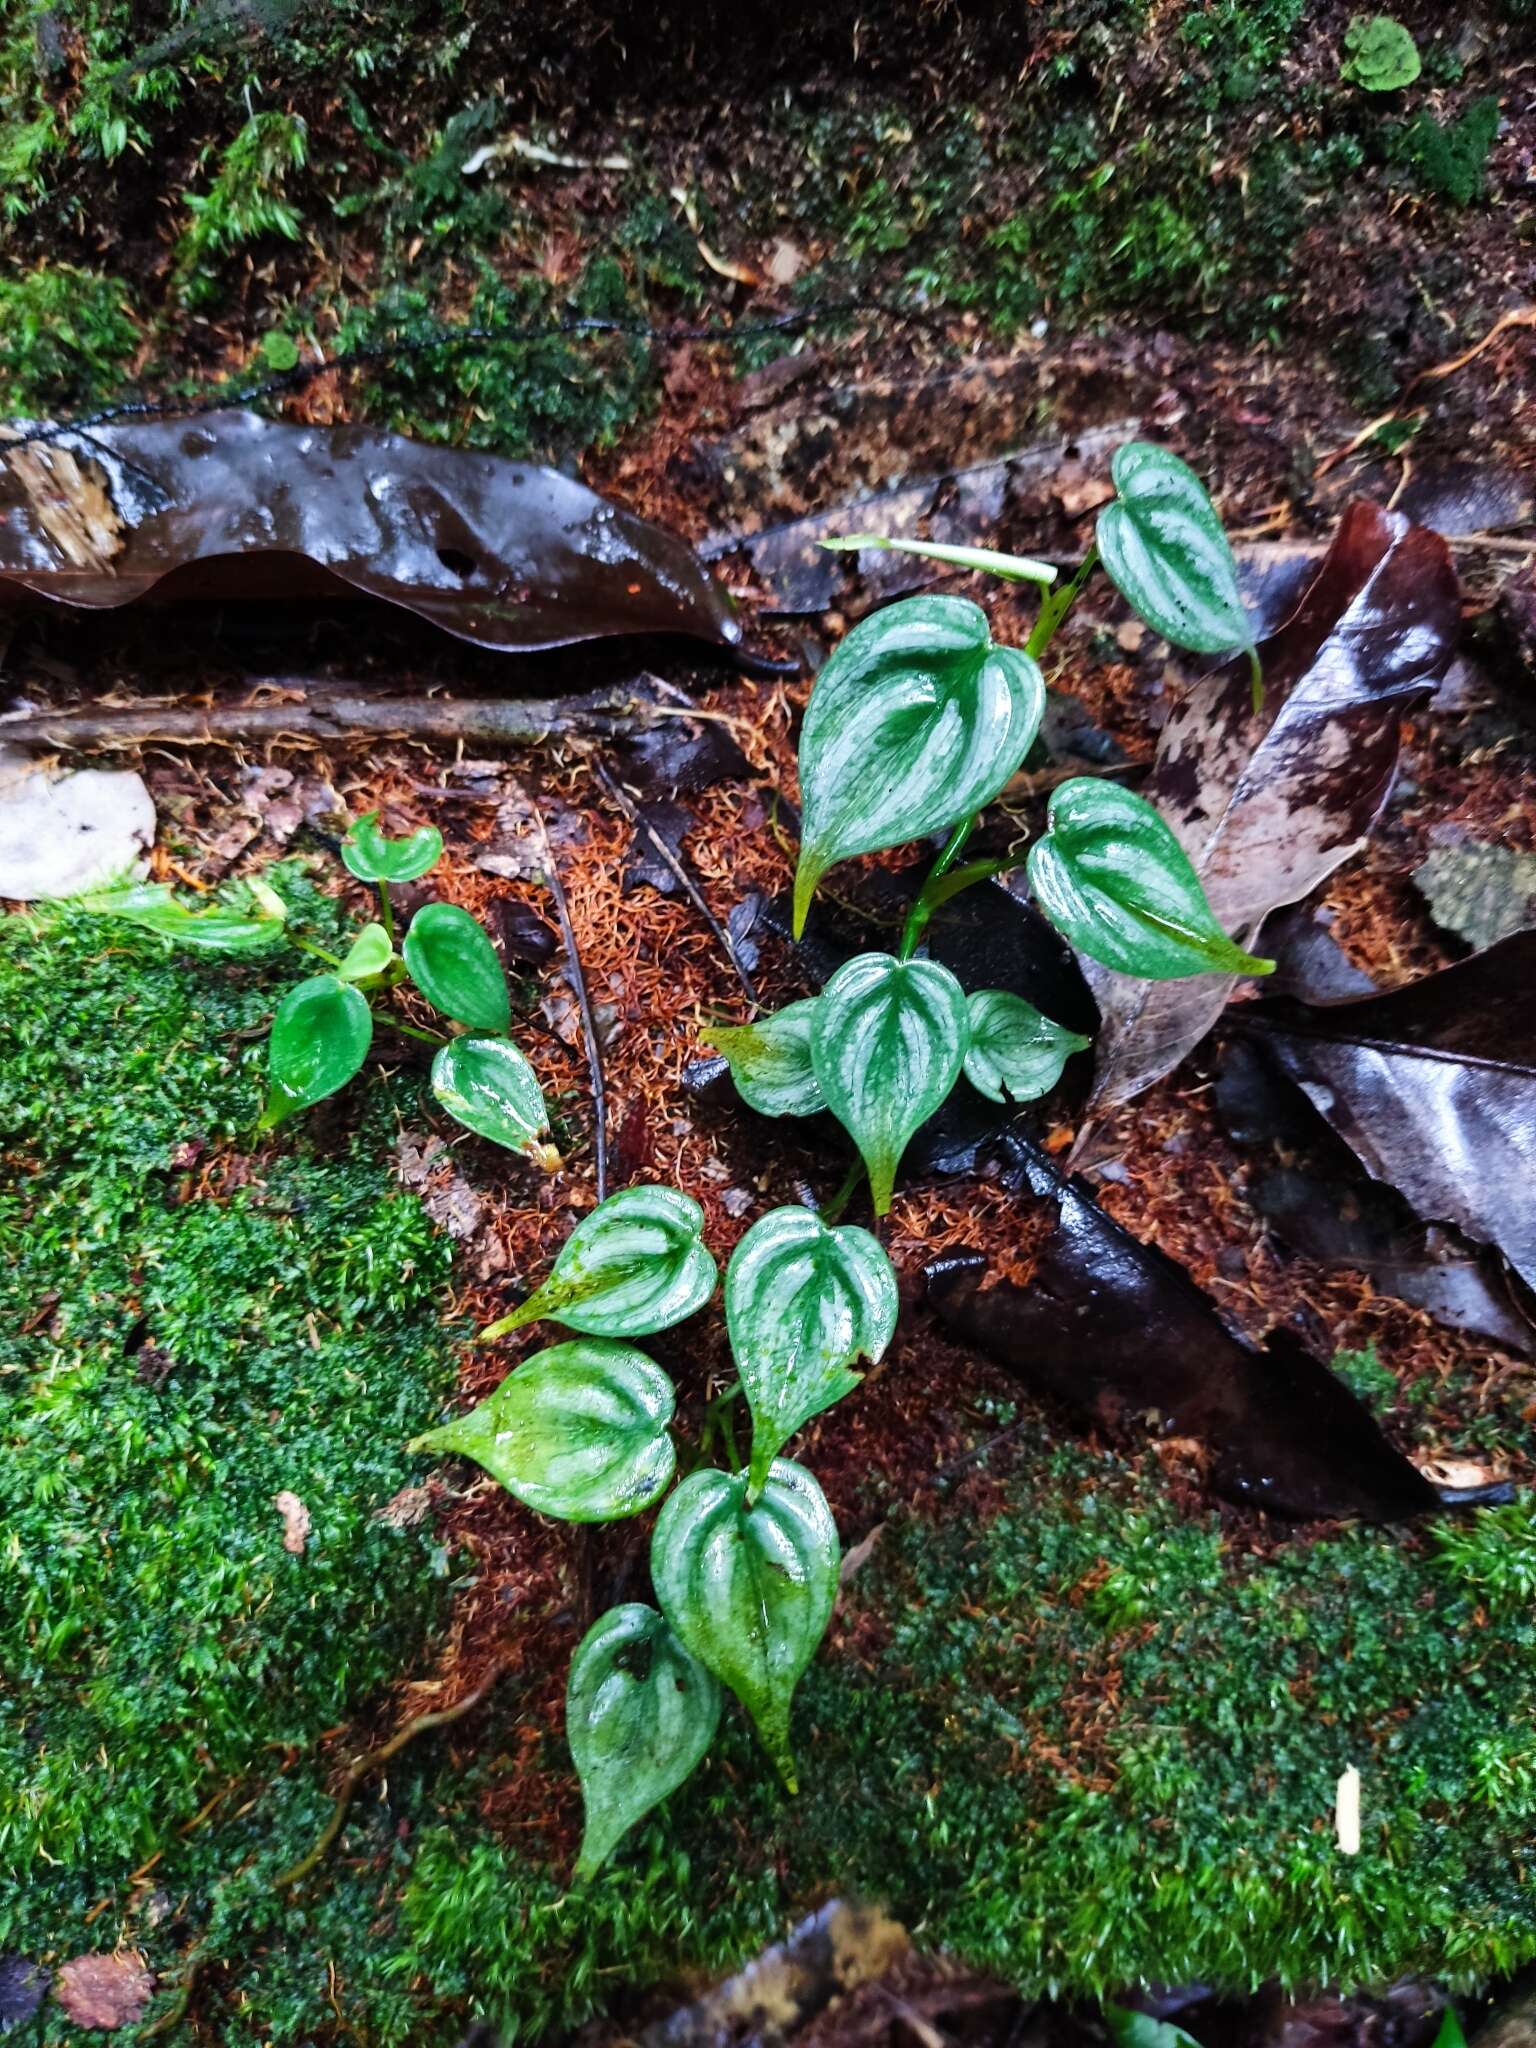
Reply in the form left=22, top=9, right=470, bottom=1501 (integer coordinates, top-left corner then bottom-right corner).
left=401, top=901, right=510, bottom=1032
left=79, top=881, right=286, bottom=953
left=726, top=1207, right=897, bottom=1493
left=341, top=809, right=444, bottom=883
left=259, top=974, right=372, bottom=1128
left=1026, top=779, right=1275, bottom=981
left=432, top=1036, right=556, bottom=1165
left=706, top=1000, right=825, bottom=1118
left=651, top=1460, right=838, bottom=1790
left=963, top=990, right=1090, bottom=1104
left=810, top=952, right=969, bottom=1214
left=481, top=1184, right=717, bottom=1342
left=336, top=921, right=394, bottom=982
left=567, top=1603, right=721, bottom=1882
left=792, top=594, right=1044, bottom=935
left=1096, top=442, right=1253, bottom=657
left=410, top=1339, right=675, bottom=1521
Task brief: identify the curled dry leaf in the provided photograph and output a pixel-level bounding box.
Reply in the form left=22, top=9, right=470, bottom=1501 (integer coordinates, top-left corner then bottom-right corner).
left=924, top=1138, right=1444, bottom=1521
left=0, top=412, right=740, bottom=656
left=1082, top=500, right=1459, bottom=1115
left=1243, top=932, right=1536, bottom=1294
left=274, top=1490, right=311, bottom=1555
left=53, top=1953, right=154, bottom=2031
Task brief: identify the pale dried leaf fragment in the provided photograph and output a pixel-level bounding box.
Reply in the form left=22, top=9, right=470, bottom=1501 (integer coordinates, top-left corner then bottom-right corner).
left=275, top=1490, right=311, bottom=1555
left=53, top=1953, right=154, bottom=2030
left=5, top=442, right=122, bottom=573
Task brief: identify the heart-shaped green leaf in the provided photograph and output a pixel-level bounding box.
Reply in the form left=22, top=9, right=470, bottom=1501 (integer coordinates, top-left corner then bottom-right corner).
left=341, top=809, right=444, bottom=883
left=810, top=952, right=969, bottom=1215
left=401, top=901, right=510, bottom=1032
left=963, top=990, right=1091, bottom=1104
left=431, top=1036, right=555, bottom=1165
left=726, top=1207, right=897, bottom=1493
left=336, top=921, right=394, bottom=982
left=409, top=1339, right=675, bottom=1521
left=79, top=881, right=286, bottom=953
left=1096, top=442, right=1253, bottom=658
left=481, top=1184, right=717, bottom=1342
left=706, top=1000, right=825, bottom=1118
left=258, top=974, right=373, bottom=1129
left=792, top=594, right=1045, bottom=935
left=567, top=1603, right=721, bottom=1882
left=651, top=1459, right=838, bottom=1791
left=1026, top=778, right=1276, bottom=981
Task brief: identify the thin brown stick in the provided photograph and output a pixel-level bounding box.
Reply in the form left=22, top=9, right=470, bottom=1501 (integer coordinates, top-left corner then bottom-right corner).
left=588, top=752, right=759, bottom=1008
left=0, top=682, right=648, bottom=751
left=533, top=805, right=608, bottom=1203
left=273, top=1658, right=515, bottom=1892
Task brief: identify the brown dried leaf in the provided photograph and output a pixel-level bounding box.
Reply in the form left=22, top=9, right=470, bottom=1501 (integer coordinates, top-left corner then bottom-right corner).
left=53, top=1954, right=154, bottom=2030
left=274, top=1490, right=310, bottom=1555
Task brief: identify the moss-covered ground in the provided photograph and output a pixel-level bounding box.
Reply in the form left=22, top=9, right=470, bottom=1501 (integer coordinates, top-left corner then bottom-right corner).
left=4, top=892, right=1536, bottom=2041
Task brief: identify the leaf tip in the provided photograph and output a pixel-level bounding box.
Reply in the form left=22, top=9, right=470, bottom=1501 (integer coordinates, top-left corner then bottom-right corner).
left=791, top=858, right=822, bottom=940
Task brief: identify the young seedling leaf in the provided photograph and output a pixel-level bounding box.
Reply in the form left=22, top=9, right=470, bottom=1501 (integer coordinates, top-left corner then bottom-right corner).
left=567, top=1603, right=721, bottom=1881
left=410, top=1339, right=676, bottom=1521
left=963, top=989, right=1090, bottom=1104
left=336, top=921, right=393, bottom=982
left=820, top=533, right=1058, bottom=586
left=706, top=999, right=825, bottom=1118
left=792, top=594, right=1044, bottom=935
left=78, top=881, right=286, bottom=953
left=341, top=809, right=445, bottom=883
left=651, top=1459, right=838, bottom=1791
left=431, top=1036, right=555, bottom=1164
left=259, top=974, right=372, bottom=1128
left=1095, top=442, right=1253, bottom=658
left=1026, top=779, right=1275, bottom=981
left=1105, top=2008, right=1203, bottom=2048
left=810, top=951, right=970, bottom=1214
left=481, top=1184, right=717, bottom=1341
left=401, top=901, right=510, bottom=1031
left=726, top=1207, right=897, bottom=1493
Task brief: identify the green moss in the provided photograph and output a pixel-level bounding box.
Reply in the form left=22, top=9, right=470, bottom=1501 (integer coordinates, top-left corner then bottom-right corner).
left=0, top=263, right=141, bottom=414
left=1391, top=95, right=1501, bottom=206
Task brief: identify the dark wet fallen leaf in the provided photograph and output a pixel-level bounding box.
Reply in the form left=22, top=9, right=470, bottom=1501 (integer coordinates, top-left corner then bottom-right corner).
left=1483, top=563, right=1536, bottom=707
left=1244, top=932, right=1536, bottom=1293
left=0, top=412, right=740, bottom=656
left=1253, top=902, right=1377, bottom=1005
left=1414, top=827, right=1536, bottom=952
left=0, top=1958, right=46, bottom=2034
left=623, top=799, right=693, bottom=897
left=924, top=1137, right=1444, bottom=1520
left=1396, top=460, right=1535, bottom=539
left=1080, top=501, right=1460, bottom=1114
left=53, top=1953, right=154, bottom=2031
left=496, top=898, right=558, bottom=965
left=609, top=707, right=751, bottom=800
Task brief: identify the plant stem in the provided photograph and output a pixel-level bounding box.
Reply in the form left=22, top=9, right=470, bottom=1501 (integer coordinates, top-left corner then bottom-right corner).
left=376, top=881, right=395, bottom=945
left=898, top=543, right=1106, bottom=958
left=290, top=935, right=345, bottom=969
left=376, top=1014, right=447, bottom=1046
left=818, top=1156, right=866, bottom=1225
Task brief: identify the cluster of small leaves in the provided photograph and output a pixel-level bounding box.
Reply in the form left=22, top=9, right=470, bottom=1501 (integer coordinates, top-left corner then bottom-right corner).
left=715, top=442, right=1271, bottom=1213
left=411, top=1185, right=897, bottom=1875
left=80, top=812, right=556, bottom=1164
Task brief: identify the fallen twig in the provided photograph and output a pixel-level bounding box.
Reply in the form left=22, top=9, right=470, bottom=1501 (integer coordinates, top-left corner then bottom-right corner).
left=533, top=803, right=609, bottom=1203
left=0, top=682, right=649, bottom=752
left=589, top=752, right=759, bottom=1007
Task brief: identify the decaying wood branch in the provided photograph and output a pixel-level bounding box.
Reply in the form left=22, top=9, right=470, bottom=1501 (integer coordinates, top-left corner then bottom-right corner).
left=0, top=681, right=651, bottom=751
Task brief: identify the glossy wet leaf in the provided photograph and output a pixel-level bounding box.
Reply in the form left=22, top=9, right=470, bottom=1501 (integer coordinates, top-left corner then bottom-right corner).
left=336, top=921, right=394, bottom=981
left=963, top=990, right=1090, bottom=1104
left=726, top=1206, right=898, bottom=1491
left=1027, top=779, right=1275, bottom=981
left=401, top=901, right=510, bottom=1032
left=431, top=1035, right=554, bottom=1162
left=259, top=974, right=372, bottom=1129
left=341, top=810, right=443, bottom=884
left=0, top=410, right=742, bottom=656
left=924, top=1136, right=1443, bottom=1521
left=482, top=1184, right=717, bottom=1341
left=706, top=1000, right=825, bottom=1118
left=792, top=594, right=1044, bottom=935
left=78, top=880, right=286, bottom=953
left=409, top=1339, right=675, bottom=1521
left=651, top=1459, right=838, bottom=1789
left=1080, top=502, right=1460, bottom=1111
left=567, top=1603, right=721, bottom=1881
left=1096, top=441, right=1252, bottom=657
left=811, top=951, right=970, bottom=1214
